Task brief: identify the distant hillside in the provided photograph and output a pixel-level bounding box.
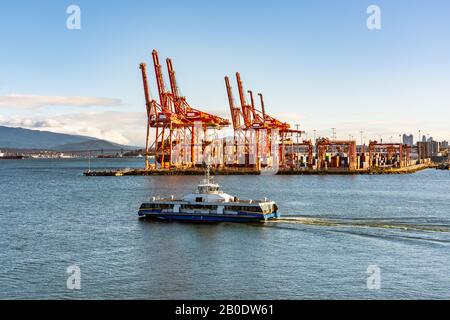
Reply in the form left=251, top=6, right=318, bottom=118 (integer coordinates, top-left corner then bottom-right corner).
left=0, top=126, right=137, bottom=151
left=54, top=140, right=136, bottom=152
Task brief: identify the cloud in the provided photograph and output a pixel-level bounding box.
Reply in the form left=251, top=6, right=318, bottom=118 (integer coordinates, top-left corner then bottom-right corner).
left=0, top=94, right=122, bottom=109
left=0, top=118, right=63, bottom=128
left=0, top=111, right=146, bottom=146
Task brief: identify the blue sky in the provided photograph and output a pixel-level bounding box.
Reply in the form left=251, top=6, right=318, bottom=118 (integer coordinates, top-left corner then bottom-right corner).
left=0, top=0, right=449, bottom=145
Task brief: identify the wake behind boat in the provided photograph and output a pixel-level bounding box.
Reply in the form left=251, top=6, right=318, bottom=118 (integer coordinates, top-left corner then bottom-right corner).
left=138, top=167, right=279, bottom=223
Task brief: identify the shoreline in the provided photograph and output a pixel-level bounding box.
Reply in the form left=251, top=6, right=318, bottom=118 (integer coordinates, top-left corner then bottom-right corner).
left=84, top=163, right=437, bottom=176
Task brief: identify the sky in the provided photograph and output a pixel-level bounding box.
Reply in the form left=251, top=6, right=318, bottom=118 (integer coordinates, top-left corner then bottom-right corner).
left=0, top=0, right=449, bottom=146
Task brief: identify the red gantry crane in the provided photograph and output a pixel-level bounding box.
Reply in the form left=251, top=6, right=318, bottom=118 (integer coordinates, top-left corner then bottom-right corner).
left=225, top=72, right=304, bottom=168
left=368, top=141, right=411, bottom=169
left=140, top=50, right=230, bottom=170
left=316, top=138, right=357, bottom=171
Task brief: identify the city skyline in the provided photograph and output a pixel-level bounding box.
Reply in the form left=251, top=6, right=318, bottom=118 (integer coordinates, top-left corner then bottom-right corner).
left=0, top=0, right=449, bottom=146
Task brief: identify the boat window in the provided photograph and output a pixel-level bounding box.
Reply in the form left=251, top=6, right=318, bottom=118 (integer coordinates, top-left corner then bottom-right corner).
left=182, top=204, right=218, bottom=210
left=247, top=206, right=263, bottom=213
left=225, top=206, right=241, bottom=211
left=141, top=203, right=158, bottom=209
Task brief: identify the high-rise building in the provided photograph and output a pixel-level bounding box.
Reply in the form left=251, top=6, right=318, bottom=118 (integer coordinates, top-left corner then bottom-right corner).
left=402, top=134, right=414, bottom=146
left=431, top=141, right=440, bottom=155
left=441, top=141, right=449, bottom=149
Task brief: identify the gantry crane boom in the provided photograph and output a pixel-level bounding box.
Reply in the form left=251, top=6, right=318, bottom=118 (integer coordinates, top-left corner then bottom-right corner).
left=248, top=90, right=264, bottom=126
left=166, top=57, right=187, bottom=115
left=247, top=90, right=257, bottom=120
left=257, top=93, right=266, bottom=119
left=225, top=76, right=242, bottom=129
left=152, top=49, right=169, bottom=112
left=139, top=63, right=152, bottom=118
left=235, top=72, right=252, bottom=128
left=166, top=58, right=179, bottom=100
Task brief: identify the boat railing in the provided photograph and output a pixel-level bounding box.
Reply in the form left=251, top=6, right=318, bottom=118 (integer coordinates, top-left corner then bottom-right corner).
left=151, top=195, right=183, bottom=202
left=234, top=198, right=269, bottom=204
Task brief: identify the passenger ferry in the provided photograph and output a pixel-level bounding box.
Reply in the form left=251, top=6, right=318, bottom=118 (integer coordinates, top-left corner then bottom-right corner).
left=138, top=167, right=280, bottom=223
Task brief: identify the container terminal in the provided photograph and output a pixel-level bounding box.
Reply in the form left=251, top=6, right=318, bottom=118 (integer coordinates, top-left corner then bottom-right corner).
left=85, top=49, right=443, bottom=177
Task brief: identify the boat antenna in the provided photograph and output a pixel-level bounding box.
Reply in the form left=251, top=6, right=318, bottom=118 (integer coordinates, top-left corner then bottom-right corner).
left=205, top=163, right=210, bottom=182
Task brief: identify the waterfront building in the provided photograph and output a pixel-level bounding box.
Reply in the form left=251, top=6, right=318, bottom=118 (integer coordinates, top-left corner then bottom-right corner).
left=402, top=134, right=414, bottom=146
left=418, top=139, right=441, bottom=159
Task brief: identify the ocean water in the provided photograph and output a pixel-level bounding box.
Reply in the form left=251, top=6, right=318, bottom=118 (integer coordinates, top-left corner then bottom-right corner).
left=0, top=158, right=449, bottom=299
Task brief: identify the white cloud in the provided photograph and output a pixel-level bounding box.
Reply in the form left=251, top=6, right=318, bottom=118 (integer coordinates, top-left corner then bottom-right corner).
left=0, top=118, right=63, bottom=128
left=0, top=111, right=147, bottom=146
left=0, top=94, right=122, bottom=109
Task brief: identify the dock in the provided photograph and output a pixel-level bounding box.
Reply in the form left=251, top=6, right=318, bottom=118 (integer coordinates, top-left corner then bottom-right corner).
left=84, top=163, right=437, bottom=176
left=437, top=162, right=450, bottom=170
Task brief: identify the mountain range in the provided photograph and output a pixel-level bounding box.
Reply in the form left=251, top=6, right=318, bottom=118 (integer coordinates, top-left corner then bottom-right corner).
left=0, top=126, right=138, bottom=151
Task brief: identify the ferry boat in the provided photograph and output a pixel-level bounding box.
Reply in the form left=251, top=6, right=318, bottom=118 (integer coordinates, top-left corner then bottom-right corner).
left=138, top=167, right=280, bottom=223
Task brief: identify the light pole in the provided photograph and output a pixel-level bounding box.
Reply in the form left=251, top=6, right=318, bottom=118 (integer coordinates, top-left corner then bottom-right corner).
left=313, top=129, right=317, bottom=154
left=332, top=128, right=336, bottom=141
left=295, top=124, right=300, bottom=144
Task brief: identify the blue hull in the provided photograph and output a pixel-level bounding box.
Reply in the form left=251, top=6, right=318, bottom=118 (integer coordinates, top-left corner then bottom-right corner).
left=138, top=211, right=280, bottom=223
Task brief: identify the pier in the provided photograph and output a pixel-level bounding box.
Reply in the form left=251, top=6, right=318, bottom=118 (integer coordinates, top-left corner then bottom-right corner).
left=84, top=162, right=436, bottom=176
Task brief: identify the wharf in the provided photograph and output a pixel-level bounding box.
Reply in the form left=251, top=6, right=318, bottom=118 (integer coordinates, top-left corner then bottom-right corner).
left=84, top=163, right=436, bottom=176
left=437, top=162, right=450, bottom=170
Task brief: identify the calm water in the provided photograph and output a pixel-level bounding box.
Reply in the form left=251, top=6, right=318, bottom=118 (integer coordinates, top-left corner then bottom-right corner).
left=0, top=158, right=449, bottom=299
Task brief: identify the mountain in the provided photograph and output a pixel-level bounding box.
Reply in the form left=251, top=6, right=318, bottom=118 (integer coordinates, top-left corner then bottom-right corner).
left=54, top=140, right=134, bottom=152
left=0, top=126, right=137, bottom=151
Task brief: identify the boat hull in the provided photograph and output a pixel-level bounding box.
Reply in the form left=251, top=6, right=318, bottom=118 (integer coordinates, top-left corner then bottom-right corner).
left=138, top=211, right=280, bottom=223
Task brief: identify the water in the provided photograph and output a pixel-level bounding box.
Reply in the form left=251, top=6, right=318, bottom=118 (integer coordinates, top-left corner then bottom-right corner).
left=0, top=158, right=449, bottom=299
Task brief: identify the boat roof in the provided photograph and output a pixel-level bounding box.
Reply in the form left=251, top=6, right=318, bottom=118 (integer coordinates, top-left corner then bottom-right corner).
left=146, top=197, right=275, bottom=206
left=143, top=201, right=275, bottom=207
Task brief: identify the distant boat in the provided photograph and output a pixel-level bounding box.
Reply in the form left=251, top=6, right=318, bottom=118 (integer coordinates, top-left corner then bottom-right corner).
left=58, top=153, right=73, bottom=159
left=138, top=166, right=280, bottom=223
left=0, top=155, right=25, bottom=160
left=97, top=155, right=117, bottom=159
